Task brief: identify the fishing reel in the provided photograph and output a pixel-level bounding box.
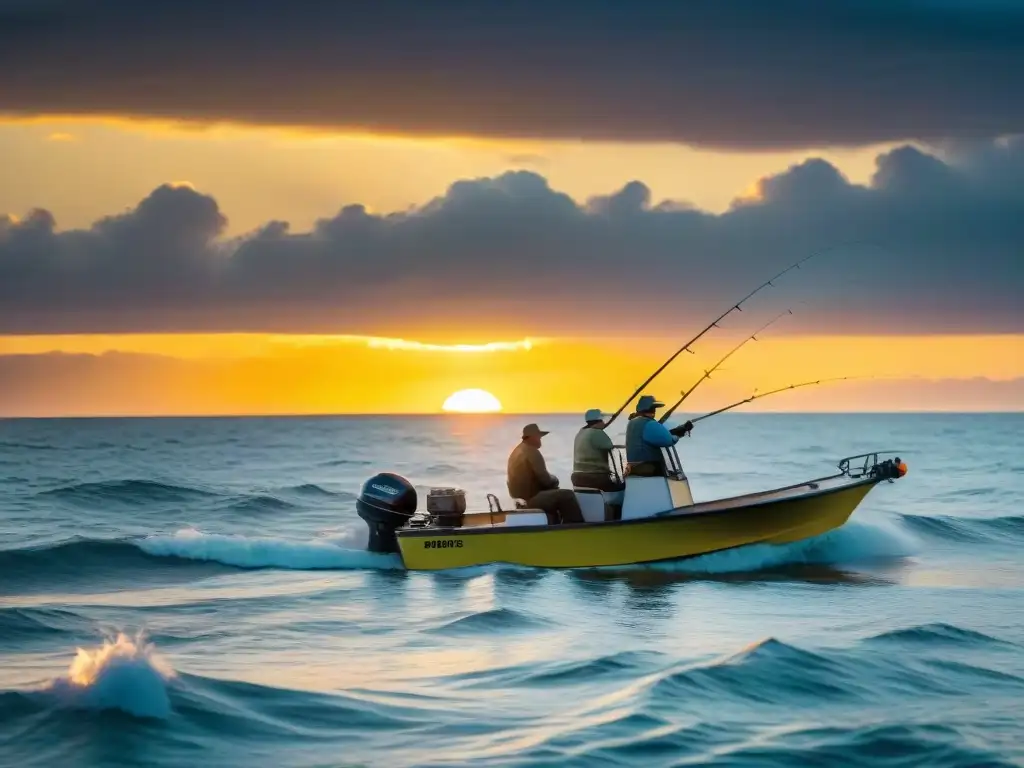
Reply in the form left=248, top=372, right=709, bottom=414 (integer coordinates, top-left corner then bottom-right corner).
left=669, top=420, right=694, bottom=438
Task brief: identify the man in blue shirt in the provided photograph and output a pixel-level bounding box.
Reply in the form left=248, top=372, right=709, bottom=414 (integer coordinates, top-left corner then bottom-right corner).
left=625, top=395, right=694, bottom=477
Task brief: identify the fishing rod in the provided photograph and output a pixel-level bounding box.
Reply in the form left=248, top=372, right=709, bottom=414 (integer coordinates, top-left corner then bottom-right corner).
left=604, top=251, right=820, bottom=429
left=689, top=376, right=858, bottom=424
left=658, top=309, right=792, bottom=424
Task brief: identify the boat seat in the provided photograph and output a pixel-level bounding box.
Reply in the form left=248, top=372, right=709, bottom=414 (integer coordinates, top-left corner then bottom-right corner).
left=503, top=509, right=550, bottom=527
left=573, top=488, right=625, bottom=522
left=574, top=488, right=607, bottom=523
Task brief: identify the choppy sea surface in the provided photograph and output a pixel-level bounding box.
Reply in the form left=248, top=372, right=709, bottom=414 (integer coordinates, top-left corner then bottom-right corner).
left=1, top=413, right=1022, bottom=767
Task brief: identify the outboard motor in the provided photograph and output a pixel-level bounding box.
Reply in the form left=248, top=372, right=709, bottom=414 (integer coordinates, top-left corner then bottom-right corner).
left=356, top=472, right=418, bottom=553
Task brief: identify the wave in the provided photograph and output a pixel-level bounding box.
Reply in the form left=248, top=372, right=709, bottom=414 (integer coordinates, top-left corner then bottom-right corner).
left=0, top=537, right=229, bottom=594
left=705, top=722, right=1020, bottom=768
left=0, top=536, right=212, bottom=598
left=0, top=607, right=86, bottom=647
left=440, top=632, right=1024, bottom=766
left=424, top=463, right=461, bottom=474
left=219, top=494, right=299, bottom=514
left=866, top=622, right=1016, bottom=648
left=3, top=625, right=1021, bottom=767
left=512, top=650, right=665, bottom=687
left=556, top=719, right=1021, bottom=768
left=0, top=632, right=177, bottom=721
left=0, top=527, right=396, bottom=585
left=0, top=634, right=438, bottom=759
left=441, top=649, right=665, bottom=692
left=636, top=632, right=1024, bottom=713
left=52, top=632, right=175, bottom=719
left=427, top=607, right=550, bottom=636
left=137, top=527, right=402, bottom=570
left=898, top=513, right=1024, bottom=543
left=35, top=478, right=353, bottom=514
left=318, top=457, right=372, bottom=468
left=281, top=483, right=347, bottom=499
left=647, top=638, right=862, bottom=704
left=0, top=440, right=57, bottom=451
left=39, top=479, right=219, bottom=506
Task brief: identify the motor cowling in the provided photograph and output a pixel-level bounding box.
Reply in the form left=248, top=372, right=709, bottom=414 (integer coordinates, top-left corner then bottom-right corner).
left=356, top=472, right=418, bottom=553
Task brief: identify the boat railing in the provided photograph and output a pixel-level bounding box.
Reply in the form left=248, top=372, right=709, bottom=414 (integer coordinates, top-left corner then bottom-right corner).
left=609, top=444, right=686, bottom=482
left=662, top=444, right=688, bottom=481
left=610, top=445, right=626, bottom=482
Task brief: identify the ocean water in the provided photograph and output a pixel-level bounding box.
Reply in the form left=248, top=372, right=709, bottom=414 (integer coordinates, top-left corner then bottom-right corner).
left=1, top=413, right=1022, bottom=768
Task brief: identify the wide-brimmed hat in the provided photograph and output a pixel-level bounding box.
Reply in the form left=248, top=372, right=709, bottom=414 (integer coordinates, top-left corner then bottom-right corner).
left=522, top=423, right=549, bottom=438
left=584, top=408, right=610, bottom=423
left=636, top=395, right=665, bottom=412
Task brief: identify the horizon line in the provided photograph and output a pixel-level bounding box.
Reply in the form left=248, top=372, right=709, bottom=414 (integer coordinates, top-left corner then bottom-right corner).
left=2, top=409, right=1022, bottom=421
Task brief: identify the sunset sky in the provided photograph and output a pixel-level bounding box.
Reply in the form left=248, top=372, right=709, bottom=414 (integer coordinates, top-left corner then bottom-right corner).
left=1, top=0, right=1022, bottom=416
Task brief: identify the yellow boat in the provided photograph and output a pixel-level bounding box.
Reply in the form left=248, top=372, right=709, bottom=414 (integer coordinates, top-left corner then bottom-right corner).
left=355, top=446, right=908, bottom=571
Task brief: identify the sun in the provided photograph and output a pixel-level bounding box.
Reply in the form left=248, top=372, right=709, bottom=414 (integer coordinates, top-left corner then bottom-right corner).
left=442, top=388, right=503, bottom=413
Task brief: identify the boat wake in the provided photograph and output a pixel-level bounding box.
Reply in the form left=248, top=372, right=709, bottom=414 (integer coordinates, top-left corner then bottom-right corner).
left=3, top=510, right=1012, bottom=584
left=0, top=528, right=401, bottom=595
left=0, top=515, right=920, bottom=585
left=594, top=515, right=918, bottom=576
left=138, top=527, right=403, bottom=570
left=134, top=514, right=917, bottom=576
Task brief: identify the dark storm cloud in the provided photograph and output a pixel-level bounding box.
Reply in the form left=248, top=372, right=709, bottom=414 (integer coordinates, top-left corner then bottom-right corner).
left=2, top=0, right=1024, bottom=149
left=1, top=140, right=1024, bottom=337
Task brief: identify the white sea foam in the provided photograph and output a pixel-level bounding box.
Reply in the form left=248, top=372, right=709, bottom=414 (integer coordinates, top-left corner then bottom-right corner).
left=138, top=527, right=403, bottom=570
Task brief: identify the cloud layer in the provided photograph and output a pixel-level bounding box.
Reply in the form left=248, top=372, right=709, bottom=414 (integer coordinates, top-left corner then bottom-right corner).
left=2, top=0, right=1024, bottom=149
left=1, top=140, right=1023, bottom=337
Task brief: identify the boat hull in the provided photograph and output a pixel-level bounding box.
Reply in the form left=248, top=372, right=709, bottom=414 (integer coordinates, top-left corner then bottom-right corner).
left=396, top=477, right=878, bottom=571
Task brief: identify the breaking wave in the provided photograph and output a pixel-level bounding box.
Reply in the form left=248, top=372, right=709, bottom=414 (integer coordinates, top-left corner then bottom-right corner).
left=0, top=632, right=177, bottom=722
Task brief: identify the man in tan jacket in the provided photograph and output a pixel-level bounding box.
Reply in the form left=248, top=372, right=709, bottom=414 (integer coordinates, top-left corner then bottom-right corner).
left=507, top=423, right=585, bottom=524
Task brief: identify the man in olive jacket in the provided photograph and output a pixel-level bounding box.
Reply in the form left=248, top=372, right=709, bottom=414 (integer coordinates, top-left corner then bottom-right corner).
left=507, top=423, right=585, bottom=523
left=571, top=408, right=625, bottom=492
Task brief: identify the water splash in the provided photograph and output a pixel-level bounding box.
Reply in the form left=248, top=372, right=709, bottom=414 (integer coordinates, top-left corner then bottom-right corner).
left=47, top=632, right=175, bottom=719
left=138, top=527, right=402, bottom=570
